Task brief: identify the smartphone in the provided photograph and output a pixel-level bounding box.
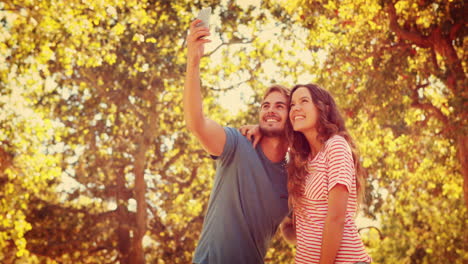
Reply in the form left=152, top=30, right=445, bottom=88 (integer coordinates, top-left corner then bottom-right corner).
left=196, top=7, right=211, bottom=28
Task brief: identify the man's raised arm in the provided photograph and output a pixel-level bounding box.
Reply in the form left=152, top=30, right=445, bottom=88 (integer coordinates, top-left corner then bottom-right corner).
left=183, top=19, right=226, bottom=156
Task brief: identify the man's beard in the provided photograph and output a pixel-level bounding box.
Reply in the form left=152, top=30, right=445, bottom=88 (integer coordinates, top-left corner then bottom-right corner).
left=259, top=125, right=285, bottom=137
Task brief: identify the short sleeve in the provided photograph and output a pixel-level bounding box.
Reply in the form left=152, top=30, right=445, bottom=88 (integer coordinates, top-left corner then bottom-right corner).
left=213, top=127, right=238, bottom=165
left=325, top=136, right=355, bottom=193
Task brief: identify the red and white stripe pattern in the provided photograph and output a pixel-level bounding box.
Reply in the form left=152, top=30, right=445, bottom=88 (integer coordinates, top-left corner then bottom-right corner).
left=294, top=135, right=371, bottom=264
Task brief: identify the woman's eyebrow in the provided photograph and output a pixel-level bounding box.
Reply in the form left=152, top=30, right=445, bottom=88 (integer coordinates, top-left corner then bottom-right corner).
left=290, top=96, right=309, bottom=103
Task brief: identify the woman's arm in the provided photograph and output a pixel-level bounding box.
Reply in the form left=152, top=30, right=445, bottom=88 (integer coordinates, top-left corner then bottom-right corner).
left=238, top=124, right=262, bottom=148
left=319, top=184, right=349, bottom=264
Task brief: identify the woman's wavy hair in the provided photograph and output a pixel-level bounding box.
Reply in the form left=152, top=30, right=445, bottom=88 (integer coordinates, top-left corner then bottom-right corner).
left=286, top=84, right=365, bottom=211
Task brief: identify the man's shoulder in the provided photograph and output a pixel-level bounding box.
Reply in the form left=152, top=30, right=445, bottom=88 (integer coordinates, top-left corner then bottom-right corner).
left=215, top=126, right=254, bottom=160
left=223, top=126, right=257, bottom=154
left=223, top=126, right=249, bottom=143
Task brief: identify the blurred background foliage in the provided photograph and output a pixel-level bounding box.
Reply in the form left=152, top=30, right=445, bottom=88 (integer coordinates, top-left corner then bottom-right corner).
left=0, top=0, right=466, bottom=263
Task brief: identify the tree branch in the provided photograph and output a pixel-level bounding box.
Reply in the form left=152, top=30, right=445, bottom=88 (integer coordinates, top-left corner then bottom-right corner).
left=204, top=30, right=257, bottom=57
left=388, top=1, right=465, bottom=94
left=410, top=83, right=450, bottom=129
left=358, top=226, right=384, bottom=240
left=209, top=77, right=253, bottom=92
left=449, top=22, right=463, bottom=41
left=387, top=2, right=431, bottom=48
left=430, top=48, right=439, bottom=69
left=161, top=149, right=184, bottom=173
left=176, top=166, right=198, bottom=189
left=204, top=38, right=255, bottom=57
left=147, top=204, right=168, bottom=240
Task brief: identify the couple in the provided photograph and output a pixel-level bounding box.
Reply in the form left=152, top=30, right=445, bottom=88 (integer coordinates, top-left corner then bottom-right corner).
left=184, top=19, right=372, bottom=264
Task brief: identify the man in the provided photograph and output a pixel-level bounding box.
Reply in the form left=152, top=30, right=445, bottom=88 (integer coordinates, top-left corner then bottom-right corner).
left=184, top=19, right=290, bottom=264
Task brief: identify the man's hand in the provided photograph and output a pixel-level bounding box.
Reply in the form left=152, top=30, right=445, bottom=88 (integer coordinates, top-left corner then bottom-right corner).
left=239, top=124, right=262, bottom=148
left=280, top=216, right=296, bottom=245
left=187, top=19, right=211, bottom=66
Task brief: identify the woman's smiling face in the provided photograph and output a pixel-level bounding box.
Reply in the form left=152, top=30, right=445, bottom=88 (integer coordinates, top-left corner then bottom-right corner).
left=289, top=86, right=319, bottom=133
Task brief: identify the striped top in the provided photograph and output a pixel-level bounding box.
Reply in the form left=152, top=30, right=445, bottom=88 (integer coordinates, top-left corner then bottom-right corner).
left=294, top=135, right=371, bottom=264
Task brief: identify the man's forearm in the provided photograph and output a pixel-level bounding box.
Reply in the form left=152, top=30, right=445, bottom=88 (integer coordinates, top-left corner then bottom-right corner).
left=182, top=20, right=226, bottom=156
left=183, top=60, right=205, bottom=132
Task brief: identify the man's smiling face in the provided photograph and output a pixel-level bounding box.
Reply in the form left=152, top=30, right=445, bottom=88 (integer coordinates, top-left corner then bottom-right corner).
left=259, top=91, right=288, bottom=137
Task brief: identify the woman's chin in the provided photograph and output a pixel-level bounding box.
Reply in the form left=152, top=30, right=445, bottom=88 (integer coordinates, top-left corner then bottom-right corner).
left=292, top=126, right=303, bottom=133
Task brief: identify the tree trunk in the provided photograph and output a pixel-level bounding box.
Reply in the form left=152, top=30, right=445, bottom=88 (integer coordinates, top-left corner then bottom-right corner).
left=458, top=134, right=468, bottom=209
left=117, top=205, right=131, bottom=263
left=131, top=142, right=148, bottom=264
left=117, top=168, right=131, bottom=264
left=130, top=105, right=158, bottom=264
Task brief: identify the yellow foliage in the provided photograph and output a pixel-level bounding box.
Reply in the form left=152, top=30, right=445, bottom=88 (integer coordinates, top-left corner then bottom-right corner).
left=112, top=23, right=126, bottom=35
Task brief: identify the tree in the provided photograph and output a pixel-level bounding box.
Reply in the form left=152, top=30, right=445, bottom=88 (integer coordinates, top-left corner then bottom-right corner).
left=1, top=0, right=216, bottom=262
left=3, top=0, right=464, bottom=262
left=260, top=0, right=467, bottom=262
left=0, top=33, right=62, bottom=263
left=1, top=0, right=296, bottom=262
left=272, top=0, right=467, bottom=206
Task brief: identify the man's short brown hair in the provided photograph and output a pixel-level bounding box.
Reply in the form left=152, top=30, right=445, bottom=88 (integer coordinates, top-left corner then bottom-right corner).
left=263, top=84, right=290, bottom=101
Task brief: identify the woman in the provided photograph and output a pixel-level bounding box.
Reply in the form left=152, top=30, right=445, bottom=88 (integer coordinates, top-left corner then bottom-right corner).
left=241, top=83, right=371, bottom=264
left=287, top=84, right=371, bottom=264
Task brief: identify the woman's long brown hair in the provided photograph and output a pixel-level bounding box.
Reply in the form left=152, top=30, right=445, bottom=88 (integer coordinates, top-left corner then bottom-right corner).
left=286, top=84, right=365, bottom=211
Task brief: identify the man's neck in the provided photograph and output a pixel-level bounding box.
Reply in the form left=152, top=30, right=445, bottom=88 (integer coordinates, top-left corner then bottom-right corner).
left=260, top=136, right=288, bottom=163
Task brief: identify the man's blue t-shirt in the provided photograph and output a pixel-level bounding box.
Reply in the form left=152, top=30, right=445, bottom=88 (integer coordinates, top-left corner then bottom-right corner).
left=193, top=127, right=289, bottom=264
